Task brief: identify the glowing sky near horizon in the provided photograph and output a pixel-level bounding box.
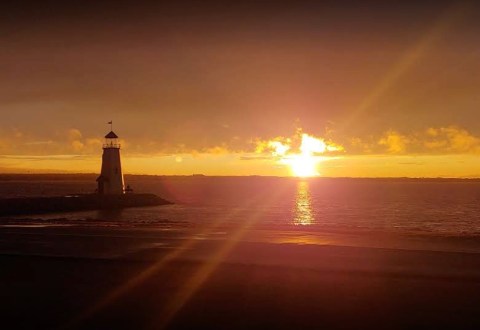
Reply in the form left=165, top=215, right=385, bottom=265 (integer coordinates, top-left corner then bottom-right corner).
left=1, top=1, right=480, bottom=177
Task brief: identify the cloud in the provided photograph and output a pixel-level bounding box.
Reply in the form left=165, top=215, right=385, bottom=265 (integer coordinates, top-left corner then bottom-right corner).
left=378, top=130, right=410, bottom=153
left=71, top=140, right=85, bottom=152
left=85, top=138, right=103, bottom=148
left=25, top=141, right=54, bottom=145
left=204, top=145, right=230, bottom=155
left=67, top=128, right=83, bottom=141
left=424, top=126, right=480, bottom=153
left=353, top=126, right=480, bottom=155
left=0, top=155, right=88, bottom=161
left=2, top=124, right=480, bottom=162
left=349, top=137, right=375, bottom=153
left=240, top=155, right=274, bottom=161
left=254, top=129, right=344, bottom=159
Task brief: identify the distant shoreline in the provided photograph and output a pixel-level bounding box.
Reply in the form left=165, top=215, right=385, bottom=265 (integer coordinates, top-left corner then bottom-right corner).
left=1, top=173, right=480, bottom=182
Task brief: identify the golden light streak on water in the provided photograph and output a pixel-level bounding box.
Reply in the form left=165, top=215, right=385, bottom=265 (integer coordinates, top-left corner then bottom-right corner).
left=293, top=180, right=314, bottom=226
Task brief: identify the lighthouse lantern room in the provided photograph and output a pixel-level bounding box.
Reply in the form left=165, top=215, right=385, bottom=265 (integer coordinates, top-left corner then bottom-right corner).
left=96, top=125, right=125, bottom=195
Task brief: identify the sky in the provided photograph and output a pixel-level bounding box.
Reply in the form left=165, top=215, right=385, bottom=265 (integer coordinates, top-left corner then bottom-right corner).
left=1, top=0, right=480, bottom=177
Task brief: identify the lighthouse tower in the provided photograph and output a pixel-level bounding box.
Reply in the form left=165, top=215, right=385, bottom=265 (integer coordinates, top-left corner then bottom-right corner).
left=96, top=127, right=125, bottom=195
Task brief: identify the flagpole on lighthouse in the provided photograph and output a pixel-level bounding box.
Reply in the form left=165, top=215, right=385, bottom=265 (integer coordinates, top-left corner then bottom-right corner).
left=108, top=120, right=113, bottom=131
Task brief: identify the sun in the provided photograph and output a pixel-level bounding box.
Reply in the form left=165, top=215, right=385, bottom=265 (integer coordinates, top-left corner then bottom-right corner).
left=263, top=130, right=343, bottom=178
left=288, top=155, right=319, bottom=177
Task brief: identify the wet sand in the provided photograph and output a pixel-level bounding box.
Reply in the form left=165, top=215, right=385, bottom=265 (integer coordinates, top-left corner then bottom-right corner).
left=1, top=227, right=480, bottom=329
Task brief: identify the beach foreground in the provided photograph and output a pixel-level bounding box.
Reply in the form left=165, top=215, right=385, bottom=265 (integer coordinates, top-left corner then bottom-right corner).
left=1, top=226, right=480, bottom=329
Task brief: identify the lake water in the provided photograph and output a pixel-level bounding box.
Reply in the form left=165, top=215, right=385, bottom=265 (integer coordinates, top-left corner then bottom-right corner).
left=1, top=175, right=480, bottom=238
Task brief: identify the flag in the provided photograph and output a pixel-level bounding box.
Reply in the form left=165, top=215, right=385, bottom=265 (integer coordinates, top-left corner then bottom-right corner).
left=108, top=121, right=112, bottom=124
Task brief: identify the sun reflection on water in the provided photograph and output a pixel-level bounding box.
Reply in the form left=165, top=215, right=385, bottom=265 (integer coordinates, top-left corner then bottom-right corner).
left=293, top=180, right=314, bottom=226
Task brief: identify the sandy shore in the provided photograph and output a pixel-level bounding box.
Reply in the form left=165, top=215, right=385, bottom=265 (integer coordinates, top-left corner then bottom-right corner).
left=1, top=227, right=480, bottom=329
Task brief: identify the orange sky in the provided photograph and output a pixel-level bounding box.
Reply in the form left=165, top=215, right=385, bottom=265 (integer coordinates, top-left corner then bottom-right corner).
left=1, top=1, right=480, bottom=177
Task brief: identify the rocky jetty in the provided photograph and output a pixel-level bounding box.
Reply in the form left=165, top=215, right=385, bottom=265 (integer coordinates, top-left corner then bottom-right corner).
left=0, top=194, right=172, bottom=216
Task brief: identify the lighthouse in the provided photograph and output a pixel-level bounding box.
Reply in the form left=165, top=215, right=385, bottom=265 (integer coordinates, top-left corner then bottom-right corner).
left=96, top=125, right=125, bottom=195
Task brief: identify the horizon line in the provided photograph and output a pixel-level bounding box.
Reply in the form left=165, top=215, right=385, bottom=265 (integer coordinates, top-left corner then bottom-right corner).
left=2, top=172, right=480, bottom=180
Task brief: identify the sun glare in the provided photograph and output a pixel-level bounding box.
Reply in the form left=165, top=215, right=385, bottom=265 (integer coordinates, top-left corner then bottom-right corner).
left=286, top=133, right=339, bottom=177
left=288, top=155, right=319, bottom=177
left=262, top=130, right=343, bottom=177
